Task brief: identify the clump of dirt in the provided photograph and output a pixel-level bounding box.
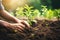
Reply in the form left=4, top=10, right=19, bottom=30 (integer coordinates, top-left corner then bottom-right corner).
left=0, top=20, right=60, bottom=40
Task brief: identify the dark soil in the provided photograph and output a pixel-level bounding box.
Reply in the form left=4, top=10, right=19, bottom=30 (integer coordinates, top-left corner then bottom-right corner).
left=0, top=20, right=60, bottom=40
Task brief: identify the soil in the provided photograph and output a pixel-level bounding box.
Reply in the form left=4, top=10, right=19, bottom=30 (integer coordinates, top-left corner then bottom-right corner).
left=0, top=19, right=60, bottom=40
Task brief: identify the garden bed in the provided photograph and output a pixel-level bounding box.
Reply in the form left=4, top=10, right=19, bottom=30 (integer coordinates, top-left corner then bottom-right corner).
left=0, top=19, right=60, bottom=40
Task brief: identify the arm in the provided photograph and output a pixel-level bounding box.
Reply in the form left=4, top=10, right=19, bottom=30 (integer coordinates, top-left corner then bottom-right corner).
left=0, top=2, right=30, bottom=28
left=0, top=1, right=19, bottom=23
left=0, top=10, right=20, bottom=23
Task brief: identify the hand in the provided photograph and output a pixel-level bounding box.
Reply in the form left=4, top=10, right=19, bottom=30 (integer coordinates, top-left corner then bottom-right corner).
left=8, top=20, right=30, bottom=32
left=0, top=20, right=30, bottom=32
left=17, top=20, right=30, bottom=28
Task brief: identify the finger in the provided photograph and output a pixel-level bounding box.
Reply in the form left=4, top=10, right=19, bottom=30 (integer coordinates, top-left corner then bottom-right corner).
left=18, top=23, right=25, bottom=28
left=11, top=23, right=30, bottom=32
left=12, top=23, right=25, bottom=28
left=14, top=26, right=23, bottom=32
left=15, top=26, right=24, bottom=32
left=11, top=23, right=27, bottom=32
left=20, top=20, right=30, bottom=27
left=10, top=24, right=24, bottom=32
left=21, top=21, right=30, bottom=28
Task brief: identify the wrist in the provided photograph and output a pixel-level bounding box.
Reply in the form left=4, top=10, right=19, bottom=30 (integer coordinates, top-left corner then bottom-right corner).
left=0, top=20, right=10, bottom=27
left=13, top=18, right=20, bottom=23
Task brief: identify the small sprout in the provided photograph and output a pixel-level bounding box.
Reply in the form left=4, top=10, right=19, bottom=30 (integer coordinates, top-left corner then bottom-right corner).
left=32, top=20, right=37, bottom=23
left=33, top=27, right=38, bottom=30
left=31, top=33, right=35, bottom=37
left=46, top=24, right=49, bottom=26
left=14, top=30, right=18, bottom=32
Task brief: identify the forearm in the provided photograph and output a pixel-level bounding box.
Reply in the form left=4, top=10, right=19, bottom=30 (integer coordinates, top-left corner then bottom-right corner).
left=0, top=2, right=19, bottom=23
left=0, top=20, right=10, bottom=27
left=0, top=10, right=20, bottom=23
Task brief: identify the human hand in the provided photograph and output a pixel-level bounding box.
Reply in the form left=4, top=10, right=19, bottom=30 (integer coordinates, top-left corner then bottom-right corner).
left=17, top=20, right=30, bottom=28
left=9, top=20, right=30, bottom=32
left=0, top=20, right=30, bottom=32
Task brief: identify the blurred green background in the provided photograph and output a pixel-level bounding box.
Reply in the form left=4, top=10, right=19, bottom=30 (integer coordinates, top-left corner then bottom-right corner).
left=3, top=0, right=60, bottom=20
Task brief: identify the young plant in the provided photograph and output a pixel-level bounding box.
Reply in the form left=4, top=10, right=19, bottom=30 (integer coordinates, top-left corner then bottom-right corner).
left=15, top=4, right=40, bottom=25
left=41, top=5, right=48, bottom=17
left=54, top=9, right=60, bottom=20
left=16, top=7, right=25, bottom=18
left=41, top=5, right=54, bottom=19
left=45, top=9, right=54, bottom=19
left=24, top=4, right=40, bottom=25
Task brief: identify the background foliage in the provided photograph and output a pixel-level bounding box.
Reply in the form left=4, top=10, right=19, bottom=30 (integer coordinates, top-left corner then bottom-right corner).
left=11, top=0, right=60, bottom=25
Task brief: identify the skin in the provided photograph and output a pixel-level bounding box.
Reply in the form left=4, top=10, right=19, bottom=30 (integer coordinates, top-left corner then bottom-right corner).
left=0, top=2, right=30, bottom=32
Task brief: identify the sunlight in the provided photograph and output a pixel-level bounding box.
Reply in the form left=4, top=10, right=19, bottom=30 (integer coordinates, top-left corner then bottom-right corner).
left=2, top=0, right=28, bottom=11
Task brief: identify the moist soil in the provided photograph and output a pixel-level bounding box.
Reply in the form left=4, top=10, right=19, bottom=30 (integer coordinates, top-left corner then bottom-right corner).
left=0, top=19, right=60, bottom=40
